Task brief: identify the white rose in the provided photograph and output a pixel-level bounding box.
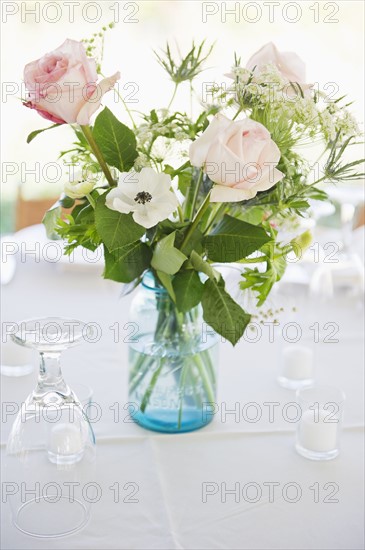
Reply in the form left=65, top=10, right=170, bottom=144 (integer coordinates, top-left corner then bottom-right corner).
left=189, top=114, right=284, bottom=202
left=246, top=42, right=311, bottom=96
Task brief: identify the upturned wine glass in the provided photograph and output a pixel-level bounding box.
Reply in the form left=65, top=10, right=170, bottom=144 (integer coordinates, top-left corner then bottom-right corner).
left=4, top=317, right=96, bottom=538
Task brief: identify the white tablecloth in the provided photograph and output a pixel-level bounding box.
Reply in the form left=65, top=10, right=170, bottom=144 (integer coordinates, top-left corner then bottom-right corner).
left=1, top=232, right=364, bottom=550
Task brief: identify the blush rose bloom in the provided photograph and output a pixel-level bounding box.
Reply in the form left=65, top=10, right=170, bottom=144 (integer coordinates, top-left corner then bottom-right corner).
left=23, top=39, right=120, bottom=125
left=246, top=42, right=311, bottom=94
left=189, top=114, right=284, bottom=203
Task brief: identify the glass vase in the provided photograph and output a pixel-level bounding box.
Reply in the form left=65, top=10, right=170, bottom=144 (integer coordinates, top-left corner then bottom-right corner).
left=128, top=271, right=219, bottom=433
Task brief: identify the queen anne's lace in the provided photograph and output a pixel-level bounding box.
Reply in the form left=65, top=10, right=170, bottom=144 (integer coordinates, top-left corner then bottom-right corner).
left=229, top=62, right=361, bottom=143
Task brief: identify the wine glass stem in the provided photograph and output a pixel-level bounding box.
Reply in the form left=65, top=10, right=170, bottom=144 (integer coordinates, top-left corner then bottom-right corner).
left=38, top=352, right=67, bottom=393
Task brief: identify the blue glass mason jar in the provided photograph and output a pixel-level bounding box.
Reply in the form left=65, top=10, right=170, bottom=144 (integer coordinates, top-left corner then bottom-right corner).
left=128, top=271, right=219, bottom=433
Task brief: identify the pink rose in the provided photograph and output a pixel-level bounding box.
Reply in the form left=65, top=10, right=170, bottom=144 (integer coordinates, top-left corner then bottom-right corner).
left=189, top=114, right=284, bottom=202
left=246, top=42, right=311, bottom=94
left=23, top=39, right=120, bottom=125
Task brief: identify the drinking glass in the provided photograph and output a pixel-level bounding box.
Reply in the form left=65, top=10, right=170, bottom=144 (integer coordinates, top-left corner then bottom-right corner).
left=310, top=186, right=365, bottom=300
left=4, top=317, right=96, bottom=537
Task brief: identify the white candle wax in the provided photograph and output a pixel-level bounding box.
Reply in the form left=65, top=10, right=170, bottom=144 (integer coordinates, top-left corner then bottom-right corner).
left=299, top=409, right=338, bottom=452
left=49, top=424, right=84, bottom=455
left=282, top=346, right=313, bottom=380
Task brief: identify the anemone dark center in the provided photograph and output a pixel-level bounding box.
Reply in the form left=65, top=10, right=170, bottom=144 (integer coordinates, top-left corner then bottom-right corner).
left=134, top=191, right=152, bottom=205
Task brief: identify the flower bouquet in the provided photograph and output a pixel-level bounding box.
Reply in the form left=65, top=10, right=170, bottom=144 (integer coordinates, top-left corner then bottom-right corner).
left=22, top=33, right=363, bottom=431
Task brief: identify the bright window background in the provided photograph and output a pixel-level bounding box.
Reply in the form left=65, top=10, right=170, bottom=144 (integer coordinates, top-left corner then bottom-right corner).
left=1, top=0, right=364, bottom=230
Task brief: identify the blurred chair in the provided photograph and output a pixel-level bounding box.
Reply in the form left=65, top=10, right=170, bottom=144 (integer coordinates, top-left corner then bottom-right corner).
left=15, top=194, right=60, bottom=232
left=354, top=203, right=365, bottom=228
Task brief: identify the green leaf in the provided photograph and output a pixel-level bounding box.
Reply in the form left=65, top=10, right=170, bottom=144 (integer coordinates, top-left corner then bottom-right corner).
left=290, top=230, right=313, bottom=256
left=164, top=163, right=192, bottom=195
left=239, top=206, right=265, bottom=225
left=69, top=202, right=88, bottom=220
left=287, top=200, right=310, bottom=210
left=73, top=128, right=90, bottom=149
left=159, top=219, right=189, bottom=235
left=150, top=109, right=159, bottom=123
left=163, top=164, right=175, bottom=176
left=178, top=170, right=192, bottom=195
left=151, top=232, right=187, bottom=275
left=95, top=193, right=145, bottom=251
left=172, top=270, right=204, bottom=312
left=201, top=278, right=251, bottom=346
left=103, top=242, right=152, bottom=283
left=93, top=107, right=138, bottom=172
left=240, top=254, right=287, bottom=307
left=189, top=250, right=220, bottom=281
left=204, top=214, right=271, bottom=262
left=156, top=271, right=176, bottom=301
left=175, top=227, right=203, bottom=256
left=59, top=195, right=75, bottom=209
left=55, top=210, right=100, bottom=254
left=42, top=203, right=62, bottom=239
left=27, top=124, right=61, bottom=144
left=75, top=203, right=94, bottom=224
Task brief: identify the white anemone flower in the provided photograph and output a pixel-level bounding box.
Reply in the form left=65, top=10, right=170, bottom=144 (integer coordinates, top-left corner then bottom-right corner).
left=105, top=167, right=179, bottom=229
left=64, top=168, right=96, bottom=199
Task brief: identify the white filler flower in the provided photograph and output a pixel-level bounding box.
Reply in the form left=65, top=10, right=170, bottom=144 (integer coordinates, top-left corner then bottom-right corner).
left=105, top=167, right=178, bottom=228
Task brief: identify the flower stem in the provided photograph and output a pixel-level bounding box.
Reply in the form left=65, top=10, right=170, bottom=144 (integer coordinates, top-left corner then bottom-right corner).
left=86, top=193, right=96, bottom=209
left=185, top=169, right=203, bottom=220
left=178, top=364, right=189, bottom=429
left=189, top=81, right=194, bottom=119
left=308, top=175, right=328, bottom=187
left=232, top=106, right=243, bottom=121
left=168, top=160, right=190, bottom=181
left=203, top=203, right=225, bottom=233
left=177, top=205, right=184, bottom=223
left=80, top=125, right=115, bottom=187
left=181, top=192, right=211, bottom=254
left=193, top=353, right=216, bottom=404
left=167, top=83, right=178, bottom=111
left=190, top=169, right=204, bottom=220
left=139, top=358, right=165, bottom=413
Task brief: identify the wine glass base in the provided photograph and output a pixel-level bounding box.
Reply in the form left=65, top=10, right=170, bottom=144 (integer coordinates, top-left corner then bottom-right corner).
left=14, top=496, right=89, bottom=538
